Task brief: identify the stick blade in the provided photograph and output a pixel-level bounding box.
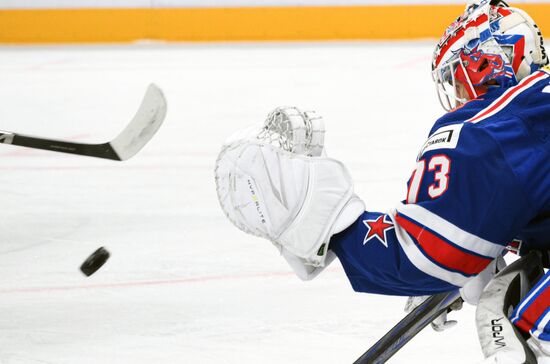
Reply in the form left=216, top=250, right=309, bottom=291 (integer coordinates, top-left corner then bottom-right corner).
left=110, top=83, right=167, bottom=160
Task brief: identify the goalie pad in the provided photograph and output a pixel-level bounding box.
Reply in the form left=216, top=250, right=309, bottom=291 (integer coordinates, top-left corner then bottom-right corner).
left=215, top=107, right=364, bottom=269
left=476, top=251, right=545, bottom=364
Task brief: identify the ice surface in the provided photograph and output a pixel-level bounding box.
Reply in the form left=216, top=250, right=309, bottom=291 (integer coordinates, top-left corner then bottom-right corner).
left=0, top=41, right=483, bottom=363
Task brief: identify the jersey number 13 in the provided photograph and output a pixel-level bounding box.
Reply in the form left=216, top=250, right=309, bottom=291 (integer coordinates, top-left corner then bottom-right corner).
left=407, top=154, right=451, bottom=203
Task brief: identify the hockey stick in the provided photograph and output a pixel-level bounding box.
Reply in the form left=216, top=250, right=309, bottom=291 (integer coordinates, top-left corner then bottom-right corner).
left=0, top=84, right=167, bottom=161
left=354, top=290, right=463, bottom=364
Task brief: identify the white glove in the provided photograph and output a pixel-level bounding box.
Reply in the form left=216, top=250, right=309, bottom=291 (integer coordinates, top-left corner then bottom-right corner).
left=215, top=107, right=365, bottom=270
left=528, top=337, right=550, bottom=363
left=430, top=310, right=459, bottom=332
left=460, top=256, right=506, bottom=305
left=404, top=295, right=461, bottom=332
left=405, top=258, right=506, bottom=334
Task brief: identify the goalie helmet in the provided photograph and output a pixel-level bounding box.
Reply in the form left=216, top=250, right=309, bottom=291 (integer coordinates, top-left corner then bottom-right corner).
left=432, top=0, right=548, bottom=110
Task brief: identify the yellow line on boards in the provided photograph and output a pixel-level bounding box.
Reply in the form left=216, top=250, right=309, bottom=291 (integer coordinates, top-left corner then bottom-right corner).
left=0, top=5, right=548, bottom=44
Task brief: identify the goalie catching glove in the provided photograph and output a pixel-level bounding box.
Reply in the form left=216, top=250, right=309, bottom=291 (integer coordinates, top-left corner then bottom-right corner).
left=214, top=107, right=364, bottom=279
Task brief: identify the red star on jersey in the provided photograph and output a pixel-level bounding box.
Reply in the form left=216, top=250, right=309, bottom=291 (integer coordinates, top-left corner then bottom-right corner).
left=362, top=215, right=394, bottom=248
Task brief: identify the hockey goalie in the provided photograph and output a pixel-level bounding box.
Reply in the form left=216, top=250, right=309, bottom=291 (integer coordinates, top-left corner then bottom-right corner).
left=215, top=0, right=550, bottom=362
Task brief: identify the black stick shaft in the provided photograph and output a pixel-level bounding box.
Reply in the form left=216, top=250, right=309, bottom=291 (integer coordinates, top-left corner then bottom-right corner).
left=354, top=290, right=462, bottom=364
left=7, top=133, right=121, bottom=160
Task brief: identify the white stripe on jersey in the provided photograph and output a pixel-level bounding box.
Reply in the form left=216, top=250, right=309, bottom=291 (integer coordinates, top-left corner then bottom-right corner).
left=388, top=207, right=472, bottom=287
left=467, top=72, right=550, bottom=124
left=395, top=203, right=503, bottom=258
left=532, top=310, right=550, bottom=339
left=511, top=274, right=550, bottom=323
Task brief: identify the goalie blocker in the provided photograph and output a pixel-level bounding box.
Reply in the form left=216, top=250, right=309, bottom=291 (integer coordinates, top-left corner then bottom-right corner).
left=476, top=251, right=547, bottom=364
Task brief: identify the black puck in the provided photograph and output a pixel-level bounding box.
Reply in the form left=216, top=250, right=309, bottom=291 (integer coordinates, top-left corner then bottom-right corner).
left=80, top=247, right=110, bottom=276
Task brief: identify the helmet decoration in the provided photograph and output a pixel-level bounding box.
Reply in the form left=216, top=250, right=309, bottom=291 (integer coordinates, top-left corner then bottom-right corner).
left=432, top=0, right=548, bottom=110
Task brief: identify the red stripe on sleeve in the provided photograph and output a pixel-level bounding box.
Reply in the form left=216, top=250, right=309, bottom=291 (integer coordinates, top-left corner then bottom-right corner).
left=395, top=214, right=492, bottom=276
left=514, top=288, right=550, bottom=334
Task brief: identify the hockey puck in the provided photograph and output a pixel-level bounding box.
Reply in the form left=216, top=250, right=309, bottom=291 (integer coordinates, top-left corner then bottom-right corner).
left=80, top=247, right=110, bottom=276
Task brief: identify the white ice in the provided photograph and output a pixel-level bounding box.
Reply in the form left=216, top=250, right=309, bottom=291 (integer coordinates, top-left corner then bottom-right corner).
left=0, top=41, right=484, bottom=363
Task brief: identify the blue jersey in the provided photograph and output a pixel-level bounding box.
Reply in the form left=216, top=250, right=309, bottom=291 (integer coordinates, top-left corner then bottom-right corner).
left=330, top=67, right=550, bottom=297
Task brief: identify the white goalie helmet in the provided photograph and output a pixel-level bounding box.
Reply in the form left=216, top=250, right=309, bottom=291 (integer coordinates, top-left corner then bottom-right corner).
left=432, top=0, right=548, bottom=110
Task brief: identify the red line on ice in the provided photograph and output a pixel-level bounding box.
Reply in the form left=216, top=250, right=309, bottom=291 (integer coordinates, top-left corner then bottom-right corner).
left=0, top=267, right=342, bottom=294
